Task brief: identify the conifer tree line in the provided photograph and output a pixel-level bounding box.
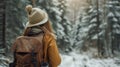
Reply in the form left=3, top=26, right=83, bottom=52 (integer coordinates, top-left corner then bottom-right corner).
left=82, top=0, right=120, bottom=57
left=0, top=0, right=119, bottom=57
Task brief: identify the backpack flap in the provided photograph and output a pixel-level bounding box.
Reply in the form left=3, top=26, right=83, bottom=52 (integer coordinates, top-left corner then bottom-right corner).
left=15, top=36, right=40, bottom=53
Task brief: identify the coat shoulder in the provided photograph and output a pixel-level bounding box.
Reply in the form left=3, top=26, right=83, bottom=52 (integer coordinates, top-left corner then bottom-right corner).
left=44, top=33, right=56, bottom=40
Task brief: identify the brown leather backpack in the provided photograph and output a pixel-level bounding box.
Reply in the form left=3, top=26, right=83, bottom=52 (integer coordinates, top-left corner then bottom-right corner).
left=11, top=33, right=46, bottom=67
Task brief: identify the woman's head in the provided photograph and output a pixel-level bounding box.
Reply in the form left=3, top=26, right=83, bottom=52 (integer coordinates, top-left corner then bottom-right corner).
left=25, top=5, right=48, bottom=28
left=23, top=5, right=54, bottom=35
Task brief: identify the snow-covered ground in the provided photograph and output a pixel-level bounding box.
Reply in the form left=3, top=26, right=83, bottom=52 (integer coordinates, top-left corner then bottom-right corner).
left=0, top=52, right=120, bottom=67
left=59, top=52, right=120, bottom=67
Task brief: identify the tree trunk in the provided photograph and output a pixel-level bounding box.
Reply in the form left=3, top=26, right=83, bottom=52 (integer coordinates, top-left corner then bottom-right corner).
left=0, top=0, right=6, bottom=53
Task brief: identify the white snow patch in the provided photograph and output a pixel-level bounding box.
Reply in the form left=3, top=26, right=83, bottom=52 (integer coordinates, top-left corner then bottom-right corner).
left=112, top=18, right=118, bottom=22
left=107, top=12, right=114, bottom=17
left=90, top=18, right=97, bottom=23
left=59, top=52, right=120, bottom=67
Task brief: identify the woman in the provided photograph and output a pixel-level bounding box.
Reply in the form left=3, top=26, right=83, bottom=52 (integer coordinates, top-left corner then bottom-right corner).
left=23, top=5, right=61, bottom=67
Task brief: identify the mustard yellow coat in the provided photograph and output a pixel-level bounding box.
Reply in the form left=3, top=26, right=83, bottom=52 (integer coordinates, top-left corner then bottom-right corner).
left=23, top=27, right=61, bottom=67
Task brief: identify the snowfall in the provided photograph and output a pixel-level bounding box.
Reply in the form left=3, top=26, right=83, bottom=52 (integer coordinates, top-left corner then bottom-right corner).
left=0, top=51, right=120, bottom=67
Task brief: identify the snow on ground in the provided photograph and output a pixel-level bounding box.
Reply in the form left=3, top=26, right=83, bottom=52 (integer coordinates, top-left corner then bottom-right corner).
left=0, top=52, right=120, bottom=67
left=59, top=52, right=120, bottom=67
left=0, top=54, right=10, bottom=67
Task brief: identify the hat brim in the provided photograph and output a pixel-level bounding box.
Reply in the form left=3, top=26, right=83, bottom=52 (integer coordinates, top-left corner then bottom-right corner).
left=25, top=11, right=48, bottom=27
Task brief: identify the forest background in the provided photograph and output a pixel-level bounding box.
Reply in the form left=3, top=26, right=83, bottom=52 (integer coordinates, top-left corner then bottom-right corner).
left=0, top=0, right=120, bottom=67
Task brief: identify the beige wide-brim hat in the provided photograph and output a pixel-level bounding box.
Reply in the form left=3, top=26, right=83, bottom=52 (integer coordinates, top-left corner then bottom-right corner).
left=25, top=5, right=48, bottom=27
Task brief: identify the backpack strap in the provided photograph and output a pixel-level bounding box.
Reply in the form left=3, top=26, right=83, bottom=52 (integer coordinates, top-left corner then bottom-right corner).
left=29, top=37, right=38, bottom=67
left=31, top=50, right=37, bottom=67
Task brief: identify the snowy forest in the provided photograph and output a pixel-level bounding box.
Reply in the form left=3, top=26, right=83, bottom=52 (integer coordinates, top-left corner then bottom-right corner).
left=0, top=0, right=120, bottom=67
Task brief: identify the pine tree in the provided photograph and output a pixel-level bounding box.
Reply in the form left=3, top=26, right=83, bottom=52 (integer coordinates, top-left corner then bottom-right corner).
left=56, top=0, right=73, bottom=52
left=81, top=0, right=105, bottom=57
left=6, top=0, right=30, bottom=52
left=105, top=0, right=120, bottom=56
left=36, top=0, right=71, bottom=52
